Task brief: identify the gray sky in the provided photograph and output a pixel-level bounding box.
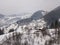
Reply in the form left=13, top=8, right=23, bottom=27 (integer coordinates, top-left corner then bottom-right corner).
left=0, top=0, right=60, bottom=15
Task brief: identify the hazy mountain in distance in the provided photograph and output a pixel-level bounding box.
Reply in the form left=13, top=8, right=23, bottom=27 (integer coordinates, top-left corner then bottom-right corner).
left=17, top=10, right=46, bottom=26
left=0, top=13, right=32, bottom=27
left=43, top=6, right=60, bottom=27
left=31, top=10, right=45, bottom=20
left=0, top=10, right=46, bottom=27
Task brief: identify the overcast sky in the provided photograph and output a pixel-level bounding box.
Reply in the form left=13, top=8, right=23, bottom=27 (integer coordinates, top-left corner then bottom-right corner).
left=0, top=0, right=60, bottom=15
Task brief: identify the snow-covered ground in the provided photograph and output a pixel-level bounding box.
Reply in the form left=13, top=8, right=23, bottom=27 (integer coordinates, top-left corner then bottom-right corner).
left=0, top=17, right=58, bottom=45
left=0, top=10, right=59, bottom=45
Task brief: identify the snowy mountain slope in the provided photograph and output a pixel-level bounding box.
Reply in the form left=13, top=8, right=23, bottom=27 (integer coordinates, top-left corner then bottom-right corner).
left=31, top=10, right=46, bottom=20
left=0, top=19, right=58, bottom=45
left=0, top=18, right=47, bottom=44
left=2, top=6, right=60, bottom=34
left=0, top=7, right=60, bottom=45
left=0, top=19, right=49, bottom=44
left=0, top=10, right=46, bottom=27
left=1, top=7, right=59, bottom=45
left=0, top=13, right=32, bottom=27
left=0, top=10, right=47, bottom=34
left=17, top=10, right=46, bottom=26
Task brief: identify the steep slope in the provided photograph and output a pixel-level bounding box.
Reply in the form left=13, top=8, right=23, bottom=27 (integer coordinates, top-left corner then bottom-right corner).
left=43, top=6, right=60, bottom=28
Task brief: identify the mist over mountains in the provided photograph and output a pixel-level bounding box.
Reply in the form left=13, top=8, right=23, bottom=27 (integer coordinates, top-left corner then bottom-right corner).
left=0, top=10, right=46, bottom=27
left=0, top=6, right=60, bottom=45
left=17, top=10, right=46, bottom=26
left=0, top=13, right=32, bottom=27
left=0, top=6, right=60, bottom=28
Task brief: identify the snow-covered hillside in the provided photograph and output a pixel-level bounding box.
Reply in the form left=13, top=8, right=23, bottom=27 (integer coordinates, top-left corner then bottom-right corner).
left=0, top=8, right=60, bottom=45
left=0, top=19, right=59, bottom=45
left=0, top=17, right=59, bottom=45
